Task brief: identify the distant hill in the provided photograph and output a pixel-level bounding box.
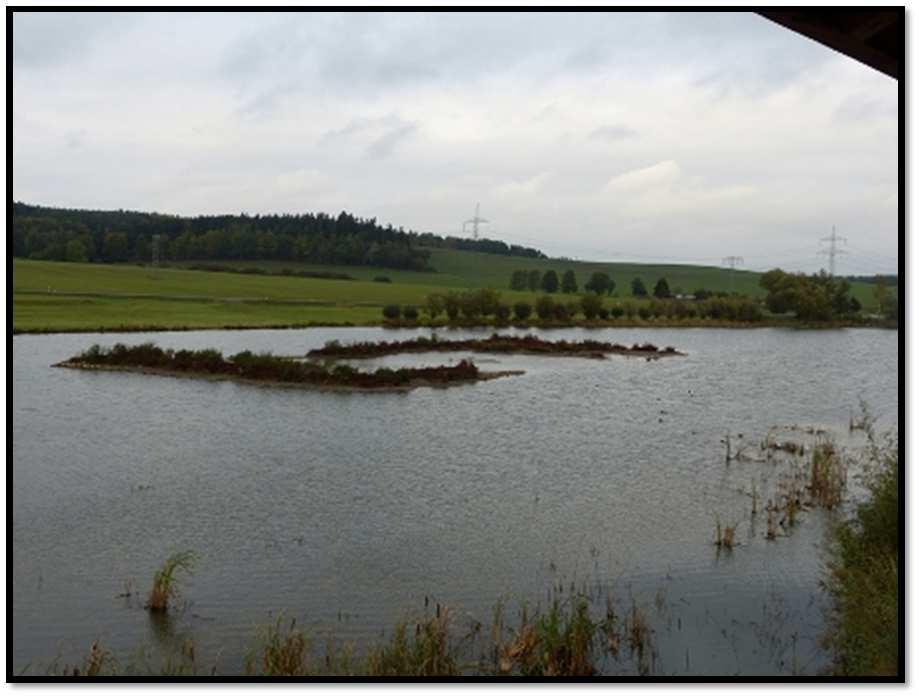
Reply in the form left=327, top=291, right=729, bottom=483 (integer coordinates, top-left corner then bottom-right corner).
left=171, top=247, right=887, bottom=307
left=844, top=274, right=898, bottom=287
left=11, top=202, right=546, bottom=272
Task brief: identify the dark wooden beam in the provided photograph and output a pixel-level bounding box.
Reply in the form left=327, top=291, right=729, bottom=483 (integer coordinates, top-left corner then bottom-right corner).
left=757, top=10, right=902, bottom=80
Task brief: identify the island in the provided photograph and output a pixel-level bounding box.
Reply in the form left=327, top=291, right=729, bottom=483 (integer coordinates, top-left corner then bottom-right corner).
left=307, top=333, right=687, bottom=360
left=53, top=343, right=523, bottom=392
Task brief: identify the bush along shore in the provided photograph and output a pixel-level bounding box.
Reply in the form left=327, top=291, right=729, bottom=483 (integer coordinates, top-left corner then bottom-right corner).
left=308, top=333, right=686, bottom=360
left=53, top=343, right=522, bottom=392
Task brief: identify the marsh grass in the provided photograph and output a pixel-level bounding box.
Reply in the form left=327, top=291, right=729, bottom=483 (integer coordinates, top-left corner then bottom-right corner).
left=809, top=441, right=847, bottom=510
left=364, top=606, right=458, bottom=676
left=766, top=505, right=778, bottom=540
left=714, top=516, right=738, bottom=550
left=146, top=551, right=196, bottom=614
left=823, top=429, right=899, bottom=676
left=41, top=641, right=119, bottom=677
left=246, top=616, right=310, bottom=676
left=625, top=601, right=654, bottom=675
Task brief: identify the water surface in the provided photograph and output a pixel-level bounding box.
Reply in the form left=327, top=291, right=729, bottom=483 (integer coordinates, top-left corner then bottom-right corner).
left=12, top=327, right=898, bottom=675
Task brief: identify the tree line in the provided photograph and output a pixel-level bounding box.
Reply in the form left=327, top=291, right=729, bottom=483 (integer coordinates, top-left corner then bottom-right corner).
left=759, top=269, right=864, bottom=321
left=510, top=269, right=694, bottom=299
left=12, top=202, right=545, bottom=271
left=383, top=289, right=765, bottom=324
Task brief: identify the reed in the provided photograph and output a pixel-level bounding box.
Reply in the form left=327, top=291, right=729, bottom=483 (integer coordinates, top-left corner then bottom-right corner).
left=246, top=616, right=309, bottom=676
left=625, top=601, right=654, bottom=675
left=145, top=551, right=196, bottom=614
left=809, top=441, right=847, bottom=510
left=714, top=516, right=737, bottom=550
left=364, top=606, right=458, bottom=677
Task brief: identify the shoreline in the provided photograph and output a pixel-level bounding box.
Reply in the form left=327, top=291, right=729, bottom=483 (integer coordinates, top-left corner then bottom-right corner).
left=51, top=361, right=525, bottom=392
left=14, top=318, right=898, bottom=335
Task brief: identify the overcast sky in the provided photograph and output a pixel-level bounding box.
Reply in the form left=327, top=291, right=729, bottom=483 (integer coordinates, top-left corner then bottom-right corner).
left=13, top=11, right=898, bottom=273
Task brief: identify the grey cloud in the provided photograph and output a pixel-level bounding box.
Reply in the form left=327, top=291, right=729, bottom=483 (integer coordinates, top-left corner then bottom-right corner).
left=366, top=123, right=418, bottom=160
left=13, top=12, right=137, bottom=69
left=590, top=125, right=638, bottom=141
left=834, top=94, right=898, bottom=122
left=319, top=115, right=406, bottom=145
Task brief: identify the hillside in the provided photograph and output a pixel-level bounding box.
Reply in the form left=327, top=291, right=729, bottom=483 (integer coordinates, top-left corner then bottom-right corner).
left=12, top=202, right=544, bottom=273
left=171, top=248, right=882, bottom=306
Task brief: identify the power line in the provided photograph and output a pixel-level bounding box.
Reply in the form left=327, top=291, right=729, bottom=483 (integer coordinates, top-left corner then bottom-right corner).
left=722, top=255, right=744, bottom=293
left=818, top=225, right=847, bottom=277
left=462, top=203, right=489, bottom=241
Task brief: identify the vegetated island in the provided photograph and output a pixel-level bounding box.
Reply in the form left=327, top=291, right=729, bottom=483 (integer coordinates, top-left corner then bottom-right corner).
left=307, top=333, right=686, bottom=360
left=52, top=343, right=522, bottom=392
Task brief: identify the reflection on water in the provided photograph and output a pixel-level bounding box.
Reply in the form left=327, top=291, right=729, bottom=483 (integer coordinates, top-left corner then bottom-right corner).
left=12, top=327, right=898, bottom=675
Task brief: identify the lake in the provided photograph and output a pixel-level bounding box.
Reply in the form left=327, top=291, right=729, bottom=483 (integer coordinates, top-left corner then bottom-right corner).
left=12, top=326, right=898, bottom=676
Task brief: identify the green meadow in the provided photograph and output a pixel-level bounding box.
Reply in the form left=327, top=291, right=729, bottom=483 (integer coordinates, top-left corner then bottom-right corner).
left=13, top=255, right=883, bottom=333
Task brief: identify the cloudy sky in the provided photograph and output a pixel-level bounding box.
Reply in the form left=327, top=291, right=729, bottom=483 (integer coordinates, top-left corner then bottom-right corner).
left=13, top=11, right=898, bottom=273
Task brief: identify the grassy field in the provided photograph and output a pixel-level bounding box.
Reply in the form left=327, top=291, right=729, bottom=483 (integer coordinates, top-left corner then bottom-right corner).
left=13, top=256, right=885, bottom=332
left=13, top=258, right=529, bottom=331
left=170, top=249, right=884, bottom=305
left=171, top=248, right=768, bottom=296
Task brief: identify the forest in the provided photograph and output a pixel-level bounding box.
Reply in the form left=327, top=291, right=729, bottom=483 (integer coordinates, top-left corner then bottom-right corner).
left=11, top=202, right=545, bottom=272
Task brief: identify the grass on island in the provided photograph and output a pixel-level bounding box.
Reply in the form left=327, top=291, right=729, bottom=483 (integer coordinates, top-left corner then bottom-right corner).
left=307, top=333, right=684, bottom=359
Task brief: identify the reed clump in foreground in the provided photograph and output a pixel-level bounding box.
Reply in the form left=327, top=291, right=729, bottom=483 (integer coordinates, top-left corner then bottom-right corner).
left=145, top=551, right=196, bottom=614
left=307, top=333, right=685, bottom=360
left=42, top=590, right=659, bottom=677
left=55, top=343, right=518, bottom=391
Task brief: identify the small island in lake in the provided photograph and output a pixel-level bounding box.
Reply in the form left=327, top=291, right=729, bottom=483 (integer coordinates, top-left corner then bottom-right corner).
left=307, top=333, right=687, bottom=360
left=53, top=343, right=523, bottom=392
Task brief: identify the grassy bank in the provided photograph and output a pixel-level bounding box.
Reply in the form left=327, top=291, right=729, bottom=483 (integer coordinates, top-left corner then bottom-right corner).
left=823, top=429, right=900, bottom=676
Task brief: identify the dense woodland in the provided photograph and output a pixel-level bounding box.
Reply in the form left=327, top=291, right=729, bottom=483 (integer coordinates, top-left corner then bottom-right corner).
left=12, top=203, right=545, bottom=271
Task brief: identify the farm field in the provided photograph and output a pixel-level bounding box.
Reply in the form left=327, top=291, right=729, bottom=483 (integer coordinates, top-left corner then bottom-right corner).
left=170, top=248, right=768, bottom=296
left=169, top=248, right=884, bottom=306
left=12, top=256, right=884, bottom=332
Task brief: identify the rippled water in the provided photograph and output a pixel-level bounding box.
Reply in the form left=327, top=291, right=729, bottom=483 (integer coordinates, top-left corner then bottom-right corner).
left=12, top=327, right=898, bottom=675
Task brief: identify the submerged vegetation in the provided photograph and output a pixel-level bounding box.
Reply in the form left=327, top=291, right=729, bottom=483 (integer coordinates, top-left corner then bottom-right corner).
left=715, top=415, right=899, bottom=676
left=307, top=333, right=685, bottom=360
left=56, top=343, right=520, bottom=391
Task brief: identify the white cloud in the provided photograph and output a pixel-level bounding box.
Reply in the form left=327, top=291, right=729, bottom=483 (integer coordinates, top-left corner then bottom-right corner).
left=606, top=160, right=681, bottom=193
left=493, top=172, right=551, bottom=199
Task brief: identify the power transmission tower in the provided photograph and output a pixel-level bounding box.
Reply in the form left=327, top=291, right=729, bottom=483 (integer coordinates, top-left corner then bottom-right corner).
left=463, top=202, right=489, bottom=240
left=722, top=255, right=744, bottom=294
left=818, top=226, right=847, bottom=276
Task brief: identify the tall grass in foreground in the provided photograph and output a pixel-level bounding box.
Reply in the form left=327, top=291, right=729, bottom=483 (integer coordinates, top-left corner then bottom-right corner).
left=823, top=428, right=899, bottom=676
left=42, top=589, right=656, bottom=677
left=145, top=551, right=196, bottom=614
